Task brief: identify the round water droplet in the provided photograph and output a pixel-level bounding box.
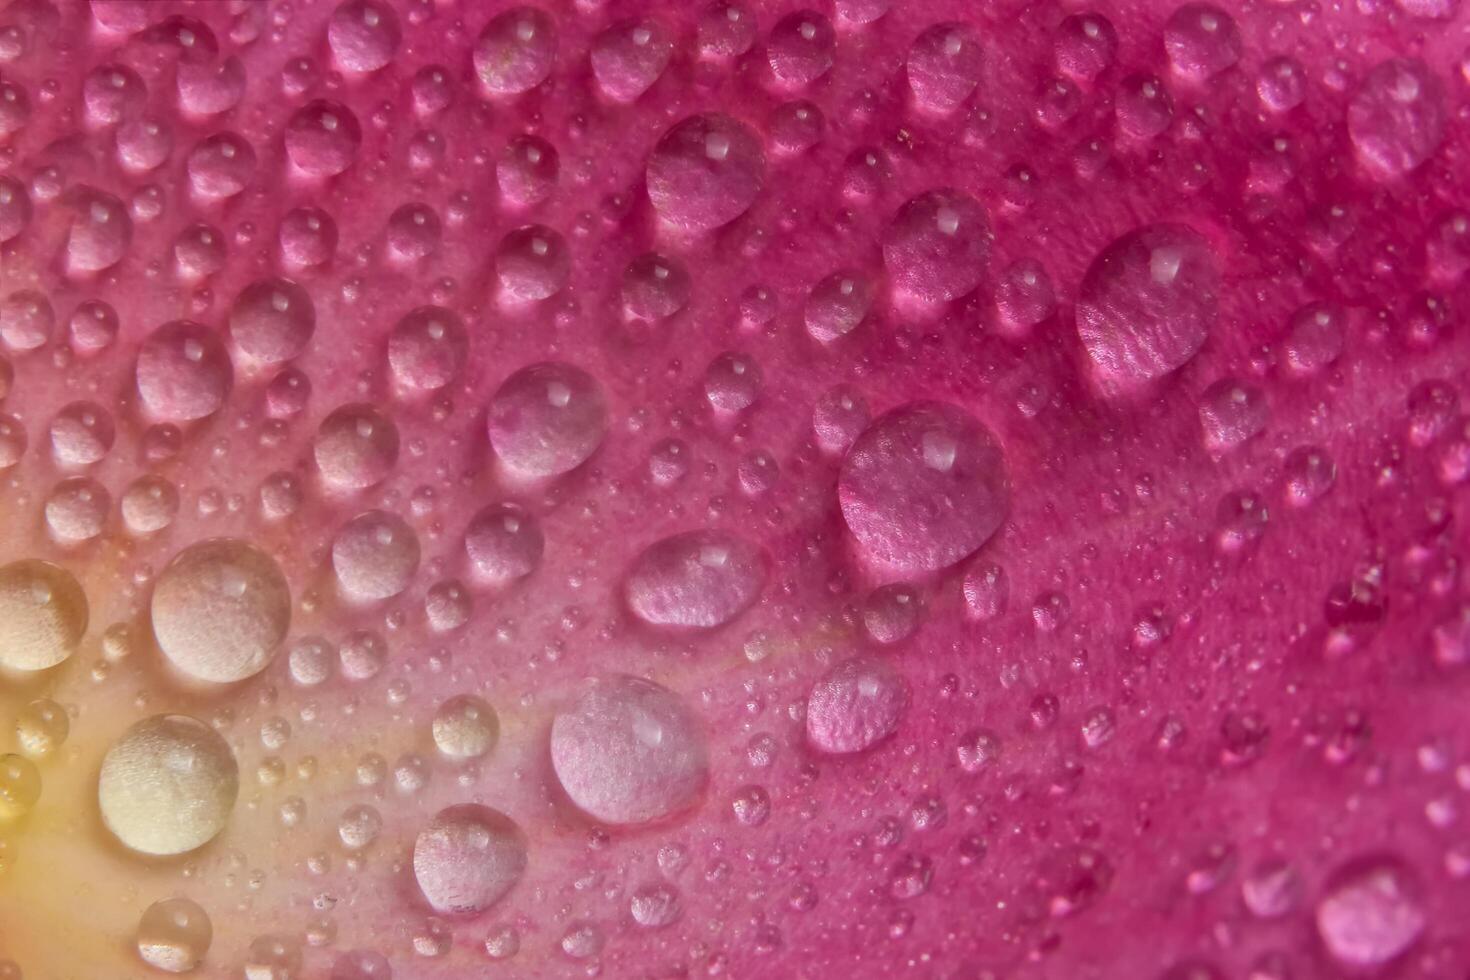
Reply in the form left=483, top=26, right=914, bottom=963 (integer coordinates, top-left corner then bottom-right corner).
left=487, top=362, right=606, bottom=478
left=413, top=804, right=527, bottom=914
left=882, top=189, right=990, bottom=305
left=622, top=253, right=690, bottom=321
left=15, top=698, right=67, bottom=757
left=497, top=135, right=558, bottom=208
left=474, top=7, right=557, bottom=97
left=630, top=882, right=682, bottom=928
left=1116, top=73, right=1173, bottom=140
left=768, top=99, right=824, bottom=157
left=1198, top=378, right=1266, bottom=453
left=0, top=558, right=87, bottom=675
left=49, top=400, right=114, bottom=467
left=332, top=510, right=420, bottom=602
left=99, top=714, right=239, bottom=855
left=805, top=270, right=875, bottom=343
left=464, top=502, right=543, bottom=585
left=172, top=223, right=225, bottom=280
left=812, top=384, right=870, bottom=456
left=386, top=203, right=440, bottom=262
left=698, top=2, right=755, bottom=59
left=327, top=0, right=400, bottom=73
left=83, top=64, right=145, bottom=128
left=1054, top=13, right=1117, bottom=84
left=1316, top=857, right=1425, bottom=970
left=1163, top=4, right=1241, bottom=81
left=1348, top=58, right=1444, bottom=180
left=806, top=656, right=909, bottom=754
left=703, top=351, right=761, bottom=413
left=1076, top=223, right=1218, bottom=385
left=766, top=11, right=834, bottom=89
left=495, top=224, right=569, bottom=301
left=863, top=584, right=924, bottom=644
left=121, top=475, right=179, bottom=535
left=314, top=404, right=400, bottom=490
left=432, top=695, right=499, bottom=760
left=152, top=539, right=290, bottom=684
left=116, top=116, right=173, bottom=172
left=646, top=113, right=765, bottom=234
left=279, top=207, right=338, bottom=269
left=228, top=278, right=314, bottom=365
left=135, top=321, right=233, bottom=422
left=68, top=299, right=118, bottom=354
left=0, top=290, right=53, bottom=354
left=137, top=897, right=212, bottom=973
left=1256, top=56, right=1305, bottom=113
left=994, top=258, right=1056, bottom=334
left=552, top=675, right=708, bottom=824
left=45, top=478, right=109, bottom=543
left=591, top=18, right=671, bottom=103
left=1282, top=302, right=1344, bottom=376
left=285, top=100, right=361, bottom=178
left=388, top=306, right=466, bottom=392
left=186, top=133, right=256, bottom=200
left=839, top=401, right=1009, bottom=573
left=906, top=23, right=982, bottom=115
left=625, top=529, right=767, bottom=629
left=338, top=804, right=382, bottom=850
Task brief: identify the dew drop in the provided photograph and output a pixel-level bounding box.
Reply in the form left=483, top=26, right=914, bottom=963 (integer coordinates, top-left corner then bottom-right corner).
left=151, top=539, right=290, bottom=683
left=551, top=674, right=708, bottom=824
left=806, top=655, right=909, bottom=754
left=625, top=529, right=767, bottom=630
left=99, top=714, right=239, bottom=855
left=413, top=804, right=527, bottom=914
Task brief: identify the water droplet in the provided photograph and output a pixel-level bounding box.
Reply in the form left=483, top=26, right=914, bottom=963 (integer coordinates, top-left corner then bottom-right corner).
left=1115, top=74, right=1174, bottom=140
left=630, top=882, right=682, bottom=928
left=186, top=132, right=256, bottom=200
left=551, top=674, right=708, bottom=824
left=1076, top=224, right=1218, bottom=386
left=1348, top=58, right=1444, bottom=180
left=413, top=804, right=527, bottom=914
left=1054, top=13, right=1117, bottom=84
left=388, top=307, right=466, bottom=392
left=432, top=695, right=499, bottom=760
left=474, top=7, right=557, bottom=97
left=839, top=401, right=1009, bottom=573
left=152, top=539, right=291, bottom=683
left=1316, top=857, right=1425, bottom=969
left=1, top=290, right=54, bottom=352
left=315, top=404, right=399, bottom=490
left=1198, top=378, right=1266, bottom=453
left=229, top=278, right=314, bottom=366
left=99, top=714, right=239, bottom=855
left=625, top=529, right=767, bottom=629
left=807, top=656, right=908, bottom=754
left=495, top=224, right=570, bottom=301
left=1163, top=4, right=1241, bottom=81
left=646, top=114, right=765, bottom=234
left=332, top=510, right=420, bottom=602
left=0, top=560, right=87, bottom=671
left=805, top=270, right=875, bottom=343
left=464, top=502, right=543, bottom=585
left=327, top=0, right=401, bottom=73
left=906, top=23, right=982, bottom=115
left=135, top=321, right=233, bottom=421
left=487, top=362, right=606, bottom=478
left=766, top=11, right=834, bottom=89
left=285, top=100, right=361, bottom=178
left=592, top=18, right=671, bottom=103
left=136, top=897, right=212, bottom=973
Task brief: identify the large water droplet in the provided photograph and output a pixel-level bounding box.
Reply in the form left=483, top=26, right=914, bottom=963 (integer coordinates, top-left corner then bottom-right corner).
left=625, top=529, right=767, bottom=629
left=0, top=560, right=88, bottom=671
left=99, top=714, right=239, bottom=855
left=806, top=655, right=909, bottom=754
left=413, top=804, right=527, bottom=914
left=487, top=362, right=606, bottom=478
left=151, top=539, right=291, bottom=683
left=1076, top=224, right=1218, bottom=386
left=646, top=113, right=765, bottom=234
left=839, top=401, right=1009, bottom=573
left=550, top=675, right=708, bottom=824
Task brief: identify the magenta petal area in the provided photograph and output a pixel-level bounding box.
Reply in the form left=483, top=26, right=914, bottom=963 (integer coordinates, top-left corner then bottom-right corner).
left=0, top=1, right=1467, bottom=979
